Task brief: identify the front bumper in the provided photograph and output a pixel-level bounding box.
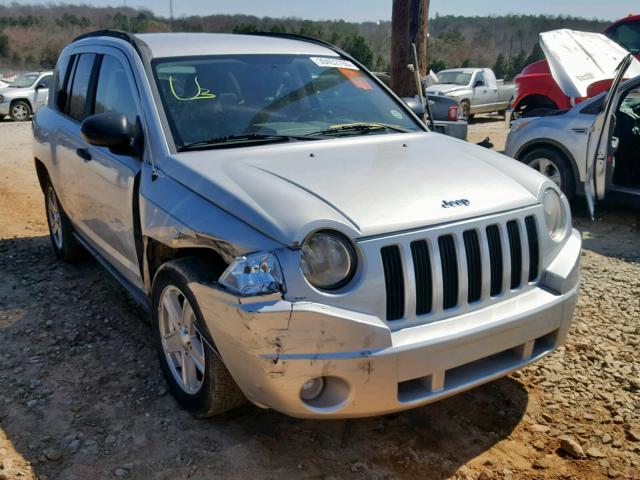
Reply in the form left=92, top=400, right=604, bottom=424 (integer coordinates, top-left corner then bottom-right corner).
left=192, top=229, right=581, bottom=419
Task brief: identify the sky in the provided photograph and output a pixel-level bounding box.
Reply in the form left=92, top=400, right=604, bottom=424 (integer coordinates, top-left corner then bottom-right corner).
left=12, top=0, right=638, bottom=22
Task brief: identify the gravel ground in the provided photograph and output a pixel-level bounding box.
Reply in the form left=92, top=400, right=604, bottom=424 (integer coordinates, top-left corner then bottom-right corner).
left=0, top=119, right=638, bottom=480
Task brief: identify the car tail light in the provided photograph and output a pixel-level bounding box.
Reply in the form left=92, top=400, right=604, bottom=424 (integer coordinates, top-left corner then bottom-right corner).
left=447, top=105, right=459, bottom=121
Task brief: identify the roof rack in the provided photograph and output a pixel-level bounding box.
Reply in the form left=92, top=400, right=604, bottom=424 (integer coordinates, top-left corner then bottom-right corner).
left=73, top=29, right=135, bottom=43
left=72, top=29, right=146, bottom=58
left=243, top=31, right=352, bottom=60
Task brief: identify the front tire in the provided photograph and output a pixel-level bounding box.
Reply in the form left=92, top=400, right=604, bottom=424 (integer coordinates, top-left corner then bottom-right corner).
left=521, top=147, right=575, bottom=200
left=152, top=257, right=246, bottom=417
left=10, top=100, right=31, bottom=122
left=44, top=180, right=84, bottom=262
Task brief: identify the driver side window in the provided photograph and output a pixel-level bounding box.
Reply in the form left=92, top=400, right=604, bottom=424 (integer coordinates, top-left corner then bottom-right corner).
left=475, top=73, right=485, bottom=87
left=94, top=55, right=140, bottom=128
left=38, top=75, right=52, bottom=89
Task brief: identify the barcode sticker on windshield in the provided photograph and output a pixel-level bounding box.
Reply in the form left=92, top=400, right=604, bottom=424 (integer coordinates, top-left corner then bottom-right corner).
left=310, top=57, right=359, bottom=70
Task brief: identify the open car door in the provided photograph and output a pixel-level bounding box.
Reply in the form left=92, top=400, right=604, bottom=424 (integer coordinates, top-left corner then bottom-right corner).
left=584, top=54, right=634, bottom=218
left=539, top=29, right=640, bottom=217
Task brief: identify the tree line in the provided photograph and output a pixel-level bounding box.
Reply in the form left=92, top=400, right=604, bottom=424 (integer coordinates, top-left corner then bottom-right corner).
left=0, top=4, right=610, bottom=79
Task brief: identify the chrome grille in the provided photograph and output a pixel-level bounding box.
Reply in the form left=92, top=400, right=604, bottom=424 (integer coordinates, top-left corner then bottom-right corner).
left=410, top=240, right=432, bottom=315
left=380, top=245, right=404, bottom=321
left=379, top=212, right=540, bottom=323
left=463, top=230, right=482, bottom=303
left=438, top=235, right=458, bottom=310
left=525, top=216, right=539, bottom=281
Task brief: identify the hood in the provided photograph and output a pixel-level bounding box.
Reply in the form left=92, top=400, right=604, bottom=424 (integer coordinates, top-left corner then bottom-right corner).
left=0, top=86, right=27, bottom=97
left=160, top=133, right=540, bottom=245
left=426, top=84, right=467, bottom=95
left=540, top=29, right=640, bottom=98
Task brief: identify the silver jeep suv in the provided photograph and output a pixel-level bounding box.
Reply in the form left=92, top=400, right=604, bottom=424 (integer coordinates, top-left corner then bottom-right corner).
left=0, top=71, right=53, bottom=121
left=32, top=31, right=581, bottom=418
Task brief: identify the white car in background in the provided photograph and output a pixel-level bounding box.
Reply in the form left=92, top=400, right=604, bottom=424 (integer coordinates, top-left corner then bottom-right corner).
left=427, top=68, right=515, bottom=120
left=506, top=30, right=640, bottom=214
left=0, top=71, right=53, bottom=121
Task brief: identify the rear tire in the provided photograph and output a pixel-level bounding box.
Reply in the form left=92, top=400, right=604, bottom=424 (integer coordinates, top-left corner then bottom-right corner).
left=152, top=257, right=246, bottom=417
left=44, top=179, right=84, bottom=262
left=521, top=147, right=576, bottom=200
left=9, top=100, right=31, bottom=122
left=460, top=100, right=471, bottom=121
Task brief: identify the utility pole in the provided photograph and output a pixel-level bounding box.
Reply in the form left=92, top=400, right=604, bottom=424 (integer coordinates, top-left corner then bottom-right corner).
left=391, top=0, right=429, bottom=97
left=169, top=0, right=174, bottom=31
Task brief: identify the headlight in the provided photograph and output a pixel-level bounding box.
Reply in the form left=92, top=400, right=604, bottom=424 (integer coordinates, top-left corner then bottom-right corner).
left=218, top=252, right=283, bottom=295
left=300, top=231, right=356, bottom=291
left=542, top=188, right=566, bottom=241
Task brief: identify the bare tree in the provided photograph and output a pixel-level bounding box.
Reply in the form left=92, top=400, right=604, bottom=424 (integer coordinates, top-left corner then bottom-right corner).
left=391, top=0, right=429, bottom=97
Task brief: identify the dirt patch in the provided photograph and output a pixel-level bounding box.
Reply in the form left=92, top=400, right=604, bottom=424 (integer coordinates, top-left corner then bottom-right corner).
left=0, top=121, right=638, bottom=480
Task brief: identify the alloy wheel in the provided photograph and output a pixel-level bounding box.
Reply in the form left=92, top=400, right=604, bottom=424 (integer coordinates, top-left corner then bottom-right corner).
left=46, top=186, right=63, bottom=250
left=158, top=285, right=206, bottom=394
left=529, top=157, right=562, bottom=189
left=12, top=103, right=29, bottom=121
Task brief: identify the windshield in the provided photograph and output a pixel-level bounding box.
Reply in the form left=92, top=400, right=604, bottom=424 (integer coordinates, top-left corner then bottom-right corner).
left=153, top=54, right=422, bottom=149
left=10, top=74, right=38, bottom=88
left=607, top=20, right=640, bottom=54
left=435, top=71, right=472, bottom=86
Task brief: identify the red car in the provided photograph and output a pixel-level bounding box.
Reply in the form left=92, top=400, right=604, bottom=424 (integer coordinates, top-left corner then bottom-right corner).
left=512, top=14, right=640, bottom=116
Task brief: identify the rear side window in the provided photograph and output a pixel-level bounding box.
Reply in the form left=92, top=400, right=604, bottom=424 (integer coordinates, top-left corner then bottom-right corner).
left=59, top=55, right=77, bottom=111
left=94, top=55, right=139, bottom=127
left=52, top=55, right=71, bottom=110
left=67, top=53, right=96, bottom=121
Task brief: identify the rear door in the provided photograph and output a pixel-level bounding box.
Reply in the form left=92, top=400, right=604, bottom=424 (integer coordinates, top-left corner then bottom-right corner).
left=585, top=54, right=634, bottom=217
left=54, top=52, right=99, bottom=222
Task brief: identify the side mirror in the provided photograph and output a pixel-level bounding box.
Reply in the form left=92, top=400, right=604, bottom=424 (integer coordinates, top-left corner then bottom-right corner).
left=474, top=80, right=484, bottom=88
left=402, top=97, right=425, bottom=117
left=36, top=83, right=48, bottom=90
left=81, top=112, right=141, bottom=156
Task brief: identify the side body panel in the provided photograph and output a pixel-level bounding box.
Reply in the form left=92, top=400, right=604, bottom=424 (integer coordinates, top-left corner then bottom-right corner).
left=505, top=112, right=592, bottom=183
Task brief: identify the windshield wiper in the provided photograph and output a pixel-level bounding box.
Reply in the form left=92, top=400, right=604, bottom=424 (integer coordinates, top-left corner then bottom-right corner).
left=305, top=122, right=411, bottom=137
left=178, top=133, right=321, bottom=151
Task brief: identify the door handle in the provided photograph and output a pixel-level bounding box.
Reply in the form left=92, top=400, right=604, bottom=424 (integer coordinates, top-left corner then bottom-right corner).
left=76, top=148, right=92, bottom=162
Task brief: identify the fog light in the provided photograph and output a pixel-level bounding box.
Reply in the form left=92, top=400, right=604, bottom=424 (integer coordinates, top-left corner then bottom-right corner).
left=300, top=377, right=325, bottom=401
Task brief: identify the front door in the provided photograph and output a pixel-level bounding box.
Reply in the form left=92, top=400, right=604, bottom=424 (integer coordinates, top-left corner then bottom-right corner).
left=472, top=71, right=497, bottom=112
left=33, top=74, right=52, bottom=113
left=585, top=54, right=634, bottom=217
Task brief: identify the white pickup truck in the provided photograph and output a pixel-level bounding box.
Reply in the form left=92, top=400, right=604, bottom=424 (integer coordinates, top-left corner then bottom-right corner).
left=427, top=68, right=515, bottom=120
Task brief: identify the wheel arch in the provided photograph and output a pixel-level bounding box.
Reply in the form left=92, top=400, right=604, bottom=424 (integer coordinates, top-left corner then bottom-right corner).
left=10, top=97, right=33, bottom=112
left=515, top=139, right=581, bottom=193
left=513, top=94, right=558, bottom=113
left=144, top=239, right=229, bottom=293
left=34, top=157, right=49, bottom=192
